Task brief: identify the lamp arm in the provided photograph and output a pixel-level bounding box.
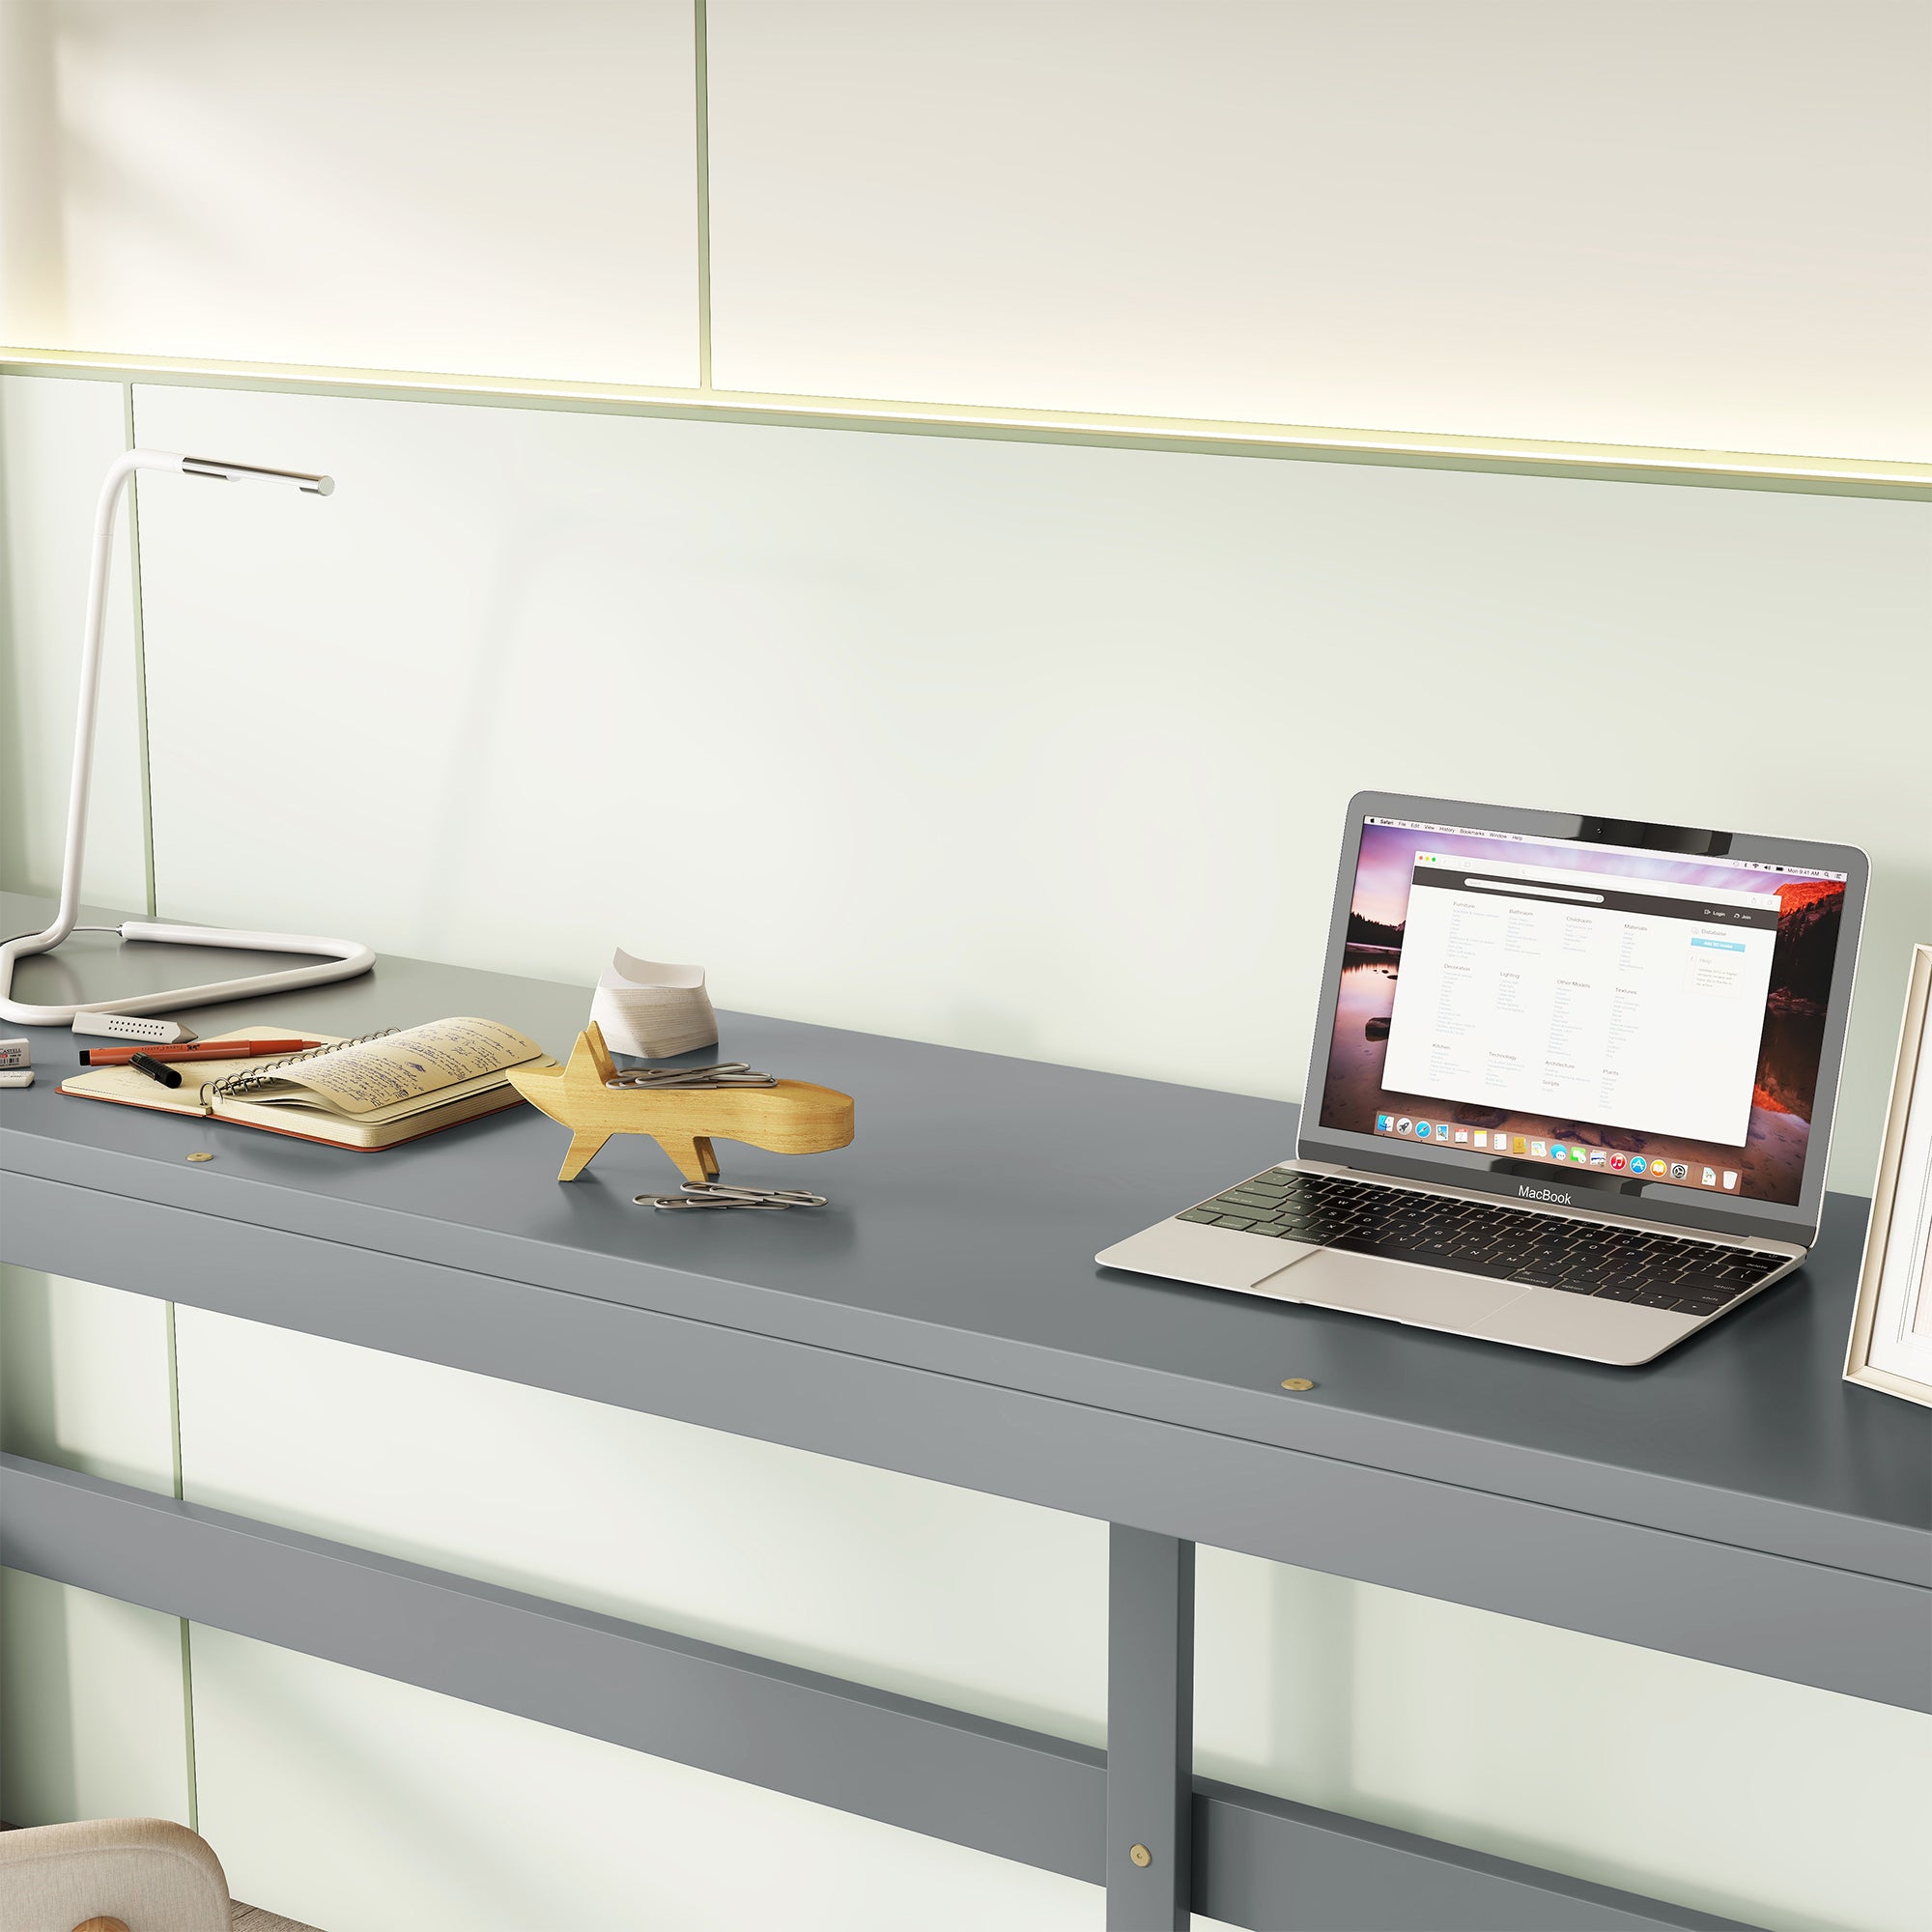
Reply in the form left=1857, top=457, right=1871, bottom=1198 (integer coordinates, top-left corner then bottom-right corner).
left=31, top=450, right=166, bottom=959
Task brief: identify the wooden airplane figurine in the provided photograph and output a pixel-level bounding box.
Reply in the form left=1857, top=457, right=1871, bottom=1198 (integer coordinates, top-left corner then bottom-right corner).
left=508, top=1023, right=855, bottom=1184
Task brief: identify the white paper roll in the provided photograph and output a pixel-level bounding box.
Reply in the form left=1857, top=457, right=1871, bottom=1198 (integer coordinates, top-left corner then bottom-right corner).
left=587, top=949, right=719, bottom=1059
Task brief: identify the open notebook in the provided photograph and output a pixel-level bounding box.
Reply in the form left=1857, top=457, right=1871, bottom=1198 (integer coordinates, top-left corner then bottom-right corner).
left=60, top=1017, right=556, bottom=1151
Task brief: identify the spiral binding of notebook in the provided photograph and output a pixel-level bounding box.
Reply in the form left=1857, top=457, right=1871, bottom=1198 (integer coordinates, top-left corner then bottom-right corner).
left=206, top=1028, right=401, bottom=1102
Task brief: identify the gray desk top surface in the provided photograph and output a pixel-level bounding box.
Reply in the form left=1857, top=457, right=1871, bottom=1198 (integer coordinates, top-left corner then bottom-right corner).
left=3, top=896, right=1926, bottom=1585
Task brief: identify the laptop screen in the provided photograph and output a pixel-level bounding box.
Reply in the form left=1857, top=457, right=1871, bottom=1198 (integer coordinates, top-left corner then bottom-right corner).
left=1315, top=813, right=1852, bottom=1209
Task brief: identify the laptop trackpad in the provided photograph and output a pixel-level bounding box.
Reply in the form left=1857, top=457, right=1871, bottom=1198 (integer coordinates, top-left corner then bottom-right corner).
left=1288, top=1248, right=1529, bottom=1328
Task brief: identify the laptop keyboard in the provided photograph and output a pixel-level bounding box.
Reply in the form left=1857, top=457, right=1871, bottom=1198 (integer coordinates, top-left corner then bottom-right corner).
left=1178, top=1169, right=1787, bottom=1318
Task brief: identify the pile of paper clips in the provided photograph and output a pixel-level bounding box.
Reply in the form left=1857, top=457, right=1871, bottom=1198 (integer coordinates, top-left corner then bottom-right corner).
left=612, top=1062, right=831, bottom=1210
left=636, top=1181, right=830, bottom=1213
left=605, top=1061, right=776, bottom=1091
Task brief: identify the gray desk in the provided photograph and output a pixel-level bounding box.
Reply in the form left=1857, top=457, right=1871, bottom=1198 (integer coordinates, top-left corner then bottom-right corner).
left=3, top=897, right=1926, bottom=1932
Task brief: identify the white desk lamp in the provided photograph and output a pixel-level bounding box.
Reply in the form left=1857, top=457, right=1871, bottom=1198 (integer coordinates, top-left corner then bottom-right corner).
left=0, top=449, right=376, bottom=1027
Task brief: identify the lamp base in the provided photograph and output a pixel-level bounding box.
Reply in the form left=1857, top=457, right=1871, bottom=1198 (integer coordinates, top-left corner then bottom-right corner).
left=0, top=922, right=376, bottom=1028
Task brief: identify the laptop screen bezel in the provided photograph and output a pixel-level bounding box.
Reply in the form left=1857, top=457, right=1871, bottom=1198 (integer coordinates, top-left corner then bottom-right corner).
left=1294, top=790, right=1869, bottom=1247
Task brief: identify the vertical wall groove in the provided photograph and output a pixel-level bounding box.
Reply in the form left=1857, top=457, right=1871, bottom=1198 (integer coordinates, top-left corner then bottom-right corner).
left=121, top=384, right=157, bottom=918
left=178, top=1623, right=199, bottom=1833
left=694, top=0, right=714, bottom=389
left=163, top=1302, right=200, bottom=1832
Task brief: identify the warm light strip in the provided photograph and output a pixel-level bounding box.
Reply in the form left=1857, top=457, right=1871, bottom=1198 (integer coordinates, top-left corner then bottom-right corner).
left=4, top=347, right=1927, bottom=498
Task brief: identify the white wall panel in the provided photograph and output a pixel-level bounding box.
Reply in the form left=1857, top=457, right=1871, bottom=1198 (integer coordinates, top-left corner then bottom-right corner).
left=6, top=2, right=697, bottom=384
left=189, top=1631, right=1103, bottom=1932
left=129, top=382, right=1931, bottom=1195
left=708, top=1, right=1932, bottom=460
left=0, top=1266, right=176, bottom=1492
left=0, top=1267, right=188, bottom=1832
left=174, top=1307, right=1106, bottom=1744
left=0, top=1572, right=191, bottom=1831
left=0, top=371, right=145, bottom=904
left=0, top=2, right=66, bottom=343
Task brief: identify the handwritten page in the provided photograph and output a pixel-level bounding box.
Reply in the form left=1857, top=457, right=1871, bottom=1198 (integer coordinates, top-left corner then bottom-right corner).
left=251, top=1018, right=544, bottom=1115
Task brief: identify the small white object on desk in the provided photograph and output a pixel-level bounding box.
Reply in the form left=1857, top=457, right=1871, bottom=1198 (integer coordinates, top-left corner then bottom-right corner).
left=0, top=1068, right=34, bottom=1088
left=0, top=1037, right=29, bottom=1069
left=588, top=949, right=719, bottom=1060
left=71, top=1012, right=198, bottom=1044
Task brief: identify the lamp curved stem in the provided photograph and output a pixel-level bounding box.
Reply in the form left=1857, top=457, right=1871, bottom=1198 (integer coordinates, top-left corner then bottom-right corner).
left=0, top=449, right=373, bottom=1027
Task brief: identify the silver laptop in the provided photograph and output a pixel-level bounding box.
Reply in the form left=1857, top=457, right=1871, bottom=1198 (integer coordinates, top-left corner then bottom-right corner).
left=1098, top=792, right=1867, bottom=1365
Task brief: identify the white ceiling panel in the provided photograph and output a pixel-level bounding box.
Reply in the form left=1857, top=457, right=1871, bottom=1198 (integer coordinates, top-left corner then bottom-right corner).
left=6, top=1, right=697, bottom=384
left=707, top=1, right=1931, bottom=459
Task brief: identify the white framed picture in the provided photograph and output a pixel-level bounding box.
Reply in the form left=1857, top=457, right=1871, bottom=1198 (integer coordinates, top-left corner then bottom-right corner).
left=1846, top=944, right=1932, bottom=1406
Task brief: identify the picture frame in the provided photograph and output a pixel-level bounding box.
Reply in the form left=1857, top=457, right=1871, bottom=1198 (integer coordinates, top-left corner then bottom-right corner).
left=1845, top=944, right=1932, bottom=1406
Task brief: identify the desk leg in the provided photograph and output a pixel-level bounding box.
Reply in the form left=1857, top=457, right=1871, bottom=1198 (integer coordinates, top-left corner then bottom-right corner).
left=1106, top=1524, right=1195, bottom=1931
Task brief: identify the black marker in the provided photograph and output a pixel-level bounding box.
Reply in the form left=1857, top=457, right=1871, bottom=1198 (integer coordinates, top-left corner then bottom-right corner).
left=130, top=1052, right=184, bottom=1090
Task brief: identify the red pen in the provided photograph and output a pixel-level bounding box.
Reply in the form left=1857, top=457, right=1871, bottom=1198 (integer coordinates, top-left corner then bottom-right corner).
left=80, top=1038, right=325, bottom=1066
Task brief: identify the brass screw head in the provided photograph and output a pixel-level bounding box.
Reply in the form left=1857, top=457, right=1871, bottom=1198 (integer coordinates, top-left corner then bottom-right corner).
left=1128, top=1843, right=1152, bottom=1869
left=186, top=1151, right=214, bottom=1162
left=1280, top=1377, right=1315, bottom=1391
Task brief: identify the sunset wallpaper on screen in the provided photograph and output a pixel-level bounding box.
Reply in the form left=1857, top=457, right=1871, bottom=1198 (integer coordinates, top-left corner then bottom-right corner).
left=1318, top=822, right=1844, bottom=1207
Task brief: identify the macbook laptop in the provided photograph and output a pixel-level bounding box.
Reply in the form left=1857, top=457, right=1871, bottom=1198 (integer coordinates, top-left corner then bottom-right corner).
left=1097, top=792, right=1867, bottom=1365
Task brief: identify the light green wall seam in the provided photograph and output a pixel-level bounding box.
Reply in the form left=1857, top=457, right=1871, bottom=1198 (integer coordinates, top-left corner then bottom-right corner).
left=121, top=384, right=157, bottom=918
left=163, top=1303, right=201, bottom=1832
left=694, top=0, right=713, bottom=390
left=163, top=1303, right=185, bottom=1504
left=22, top=360, right=1926, bottom=500
left=178, top=1622, right=199, bottom=1834
left=128, top=372, right=193, bottom=1821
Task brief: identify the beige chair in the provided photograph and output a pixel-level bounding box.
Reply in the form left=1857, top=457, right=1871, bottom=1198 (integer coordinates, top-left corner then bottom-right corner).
left=0, top=1817, right=231, bottom=1932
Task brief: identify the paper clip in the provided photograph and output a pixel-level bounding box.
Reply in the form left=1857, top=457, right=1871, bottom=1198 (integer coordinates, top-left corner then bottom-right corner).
left=606, top=1061, right=778, bottom=1092
left=635, top=1181, right=830, bottom=1212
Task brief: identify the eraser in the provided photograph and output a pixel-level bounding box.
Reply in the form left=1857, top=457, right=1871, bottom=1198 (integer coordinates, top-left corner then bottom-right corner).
left=0, top=1068, right=34, bottom=1089
left=71, top=1012, right=197, bottom=1044
left=0, top=1037, right=29, bottom=1070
